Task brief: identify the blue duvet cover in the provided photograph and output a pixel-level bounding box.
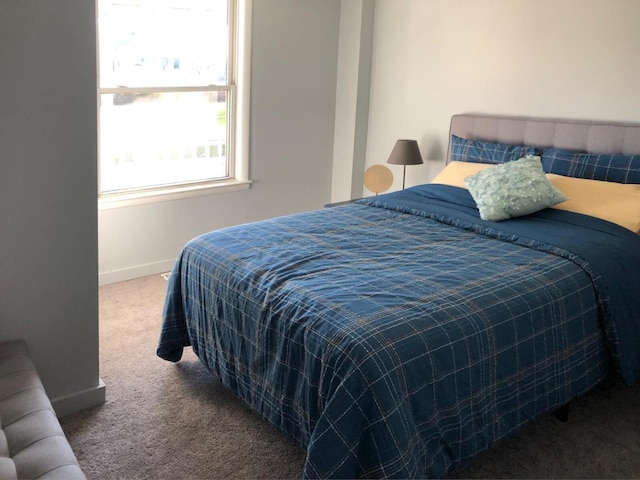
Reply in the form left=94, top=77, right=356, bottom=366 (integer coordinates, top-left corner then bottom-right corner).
left=158, top=184, right=640, bottom=479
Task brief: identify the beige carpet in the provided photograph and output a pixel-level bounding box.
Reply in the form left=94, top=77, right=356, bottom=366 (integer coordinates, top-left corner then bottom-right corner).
left=60, top=274, right=640, bottom=479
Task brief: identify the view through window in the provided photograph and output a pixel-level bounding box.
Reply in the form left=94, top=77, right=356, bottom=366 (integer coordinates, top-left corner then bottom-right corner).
left=97, top=0, right=235, bottom=195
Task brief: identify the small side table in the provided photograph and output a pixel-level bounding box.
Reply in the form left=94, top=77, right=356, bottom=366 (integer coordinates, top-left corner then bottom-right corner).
left=324, top=199, right=360, bottom=208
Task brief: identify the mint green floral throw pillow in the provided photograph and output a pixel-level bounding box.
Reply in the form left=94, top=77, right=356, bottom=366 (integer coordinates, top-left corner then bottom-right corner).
left=464, top=156, right=568, bottom=221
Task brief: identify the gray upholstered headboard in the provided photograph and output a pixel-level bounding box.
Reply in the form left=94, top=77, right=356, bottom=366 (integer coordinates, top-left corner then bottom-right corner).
left=447, top=113, right=640, bottom=162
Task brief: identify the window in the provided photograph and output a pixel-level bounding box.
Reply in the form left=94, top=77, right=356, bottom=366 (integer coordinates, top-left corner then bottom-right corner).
left=97, top=0, right=250, bottom=206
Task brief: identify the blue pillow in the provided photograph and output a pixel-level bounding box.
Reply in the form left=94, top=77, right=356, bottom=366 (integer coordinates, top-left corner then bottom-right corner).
left=541, top=148, right=640, bottom=184
left=450, top=135, right=540, bottom=165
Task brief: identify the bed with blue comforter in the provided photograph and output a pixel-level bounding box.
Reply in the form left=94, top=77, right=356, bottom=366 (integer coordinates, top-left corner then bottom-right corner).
left=158, top=180, right=640, bottom=478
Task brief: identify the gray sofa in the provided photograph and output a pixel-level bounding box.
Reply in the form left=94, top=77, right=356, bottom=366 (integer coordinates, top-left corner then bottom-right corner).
left=0, top=340, right=85, bottom=479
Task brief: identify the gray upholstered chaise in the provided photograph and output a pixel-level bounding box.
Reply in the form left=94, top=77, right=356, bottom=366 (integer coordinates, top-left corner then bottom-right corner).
left=0, top=340, right=85, bottom=479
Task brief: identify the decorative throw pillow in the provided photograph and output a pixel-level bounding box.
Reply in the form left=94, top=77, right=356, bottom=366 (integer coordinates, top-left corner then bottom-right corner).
left=450, top=135, right=540, bottom=165
left=541, top=147, right=640, bottom=184
left=464, top=156, right=568, bottom=221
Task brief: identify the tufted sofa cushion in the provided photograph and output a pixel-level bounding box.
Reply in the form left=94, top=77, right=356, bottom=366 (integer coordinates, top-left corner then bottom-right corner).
left=0, top=340, right=85, bottom=480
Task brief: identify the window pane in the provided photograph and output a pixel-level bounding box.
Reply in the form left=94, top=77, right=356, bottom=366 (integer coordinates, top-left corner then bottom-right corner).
left=99, top=91, right=228, bottom=192
left=98, top=0, right=229, bottom=88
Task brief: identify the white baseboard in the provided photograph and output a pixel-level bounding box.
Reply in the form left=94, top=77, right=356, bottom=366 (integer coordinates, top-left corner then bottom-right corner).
left=52, top=378, right=106, bottom=418
left=99, top=259, right=175, bottom=286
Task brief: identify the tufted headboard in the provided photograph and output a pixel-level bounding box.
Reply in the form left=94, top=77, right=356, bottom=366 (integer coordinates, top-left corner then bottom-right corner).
left=447, top=113, right=640, bottom=162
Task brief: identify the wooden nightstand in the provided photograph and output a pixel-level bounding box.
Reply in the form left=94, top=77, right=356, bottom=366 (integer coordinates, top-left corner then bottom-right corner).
left=324, top=199, right=360, bottom=208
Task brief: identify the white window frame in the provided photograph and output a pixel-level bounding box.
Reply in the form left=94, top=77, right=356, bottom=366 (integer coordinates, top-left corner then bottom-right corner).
left=97, top=0, right=252, bottom=210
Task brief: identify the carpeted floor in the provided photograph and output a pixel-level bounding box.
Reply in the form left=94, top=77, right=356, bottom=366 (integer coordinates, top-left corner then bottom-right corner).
left=60, top=274, right=640, bottom=479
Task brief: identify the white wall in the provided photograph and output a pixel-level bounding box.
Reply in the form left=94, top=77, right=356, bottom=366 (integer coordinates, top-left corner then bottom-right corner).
left=366, top=0, right=640, bottom=192
left=0, top=0, right=104, bottom=415
left=99, top=0, right=341, bottom=284
left=331, top=0, right=375, bottom=203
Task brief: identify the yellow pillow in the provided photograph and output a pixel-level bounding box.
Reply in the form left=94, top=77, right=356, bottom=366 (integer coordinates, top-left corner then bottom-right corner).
left=546, top=174, right=640, bottom=234
left=431, top=161, right=493, bottom=188
left=432, top=162, right=640, bottom=233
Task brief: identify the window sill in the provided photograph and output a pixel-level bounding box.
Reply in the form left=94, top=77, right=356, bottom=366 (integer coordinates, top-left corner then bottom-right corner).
left=98, top=179, right=252, bottom=210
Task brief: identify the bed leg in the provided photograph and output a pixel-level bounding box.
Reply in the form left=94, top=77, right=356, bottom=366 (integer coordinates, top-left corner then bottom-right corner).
left=554, top=404, right=570, bottom=422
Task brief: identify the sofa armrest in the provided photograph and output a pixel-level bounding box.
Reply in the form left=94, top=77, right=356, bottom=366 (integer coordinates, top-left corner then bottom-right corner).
left=0, top=340, right=85, bottom=479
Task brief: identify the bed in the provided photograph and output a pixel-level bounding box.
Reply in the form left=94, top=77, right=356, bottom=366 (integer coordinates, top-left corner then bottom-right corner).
left=157, top=113, right=640, bottom=479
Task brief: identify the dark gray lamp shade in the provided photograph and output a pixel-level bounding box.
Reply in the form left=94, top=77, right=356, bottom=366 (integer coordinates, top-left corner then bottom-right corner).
left=386, top=139, right=423, bottom=189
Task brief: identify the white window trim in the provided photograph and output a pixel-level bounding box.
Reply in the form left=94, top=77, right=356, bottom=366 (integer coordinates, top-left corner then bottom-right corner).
left=98, top=0, right=252, bottom=210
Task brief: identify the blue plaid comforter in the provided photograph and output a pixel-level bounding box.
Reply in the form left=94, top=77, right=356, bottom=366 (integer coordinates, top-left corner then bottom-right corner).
left=157, top=184, right=640, bottom=479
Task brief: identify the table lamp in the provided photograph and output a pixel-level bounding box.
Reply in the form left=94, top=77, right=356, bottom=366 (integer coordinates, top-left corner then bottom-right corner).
left=386, top=139, right=423, bottom=189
